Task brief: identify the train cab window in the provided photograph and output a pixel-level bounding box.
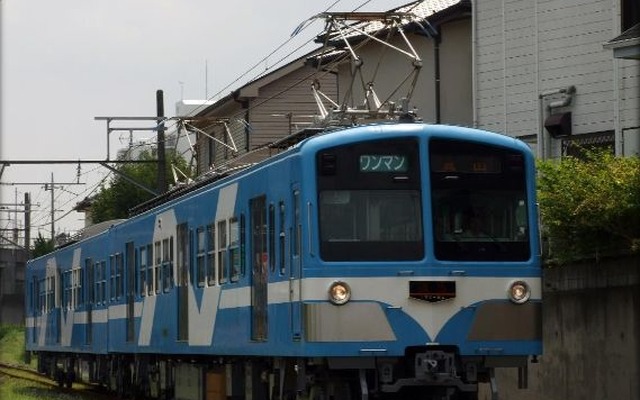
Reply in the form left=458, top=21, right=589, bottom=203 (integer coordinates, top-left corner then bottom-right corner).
left=317, top=138, right=423, bottom=261
left=206, top=224, right=215, bottom=285
left=196, top=227, right=206, bottom=287
left=218, top=220, right=227, bottom=284
left=430, top=139, right=530, bottom=261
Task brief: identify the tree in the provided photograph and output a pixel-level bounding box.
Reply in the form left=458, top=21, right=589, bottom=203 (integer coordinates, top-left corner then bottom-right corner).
left=90, top=150, right=192, bottom=224
left=32, top=232, right=54, bottom=258
left=537, top=151, right=640, bottom=264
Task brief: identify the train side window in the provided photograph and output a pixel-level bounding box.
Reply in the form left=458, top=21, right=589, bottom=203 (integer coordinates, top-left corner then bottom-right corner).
left=218, top=220, right=227, bottom=284
left=206, top=224, right=215, bottom=286
left=196, top=227, right=206, bottom=287
left=154, top=241, right=161, bottom=294
left=230, top=217, right=241, bottom=282
left=279, top=201, right=286, bottom=275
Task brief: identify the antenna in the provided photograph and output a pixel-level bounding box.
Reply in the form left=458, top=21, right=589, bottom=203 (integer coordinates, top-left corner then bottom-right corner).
left=205, top=59, right=209, bottom=99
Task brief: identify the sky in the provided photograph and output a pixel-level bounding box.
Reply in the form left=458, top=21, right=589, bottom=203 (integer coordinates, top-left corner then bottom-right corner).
left=0, top=0, right=405, bottom=244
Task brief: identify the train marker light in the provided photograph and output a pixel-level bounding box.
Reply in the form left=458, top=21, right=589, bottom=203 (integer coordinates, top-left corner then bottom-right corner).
left=508, top=280, right=531, bottom=304
left=328, top=281, right=351, bottom=305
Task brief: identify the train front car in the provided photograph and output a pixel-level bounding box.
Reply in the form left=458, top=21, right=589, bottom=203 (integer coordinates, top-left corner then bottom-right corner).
left=300, top=123, right=541, bottom=400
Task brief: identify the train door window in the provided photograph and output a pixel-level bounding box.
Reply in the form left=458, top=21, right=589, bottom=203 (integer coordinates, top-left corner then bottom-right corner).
left=293, top=190, right=301, bottom=258
left=250, top=195, right=268, bottom=341
left=86, top=259, right=94, bottom=304
left=63, top=271, right=71, bottom=310
left=229, top=217, right=241, bottom=282
left=72, top=268, right=81, bottom=309
left=100, top=261, right=105, bottom=304
left=147, top=244, right=153, bottom=296
left=93, top=261, right=102, bottom=304
left=115, top=253, right=123, bottom=299
left=154, top=241, right=161, bottom=294
left=240, top=214, right=246, bottom=276
left=140, top=246, right=147, bottom=297
left=109, top=255, right=116, bottom=301
left=268, top=204, right=276, bottom=272
left=162, top=238, right=172, bottom=292
left=196, top=227, right=206, bottom=287
left=279, top=201, right=286, bottom=275
left=218, top=220, right=227, bottom=284
left=206, top=224, right=215, bottom=285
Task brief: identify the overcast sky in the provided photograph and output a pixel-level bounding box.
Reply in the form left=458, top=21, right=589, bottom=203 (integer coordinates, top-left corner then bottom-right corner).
left=0, top=0, right=405, bottom=241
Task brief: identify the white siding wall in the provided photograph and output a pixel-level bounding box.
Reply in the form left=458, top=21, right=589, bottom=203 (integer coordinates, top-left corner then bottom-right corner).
left=475, top=0, right=639, bottom=156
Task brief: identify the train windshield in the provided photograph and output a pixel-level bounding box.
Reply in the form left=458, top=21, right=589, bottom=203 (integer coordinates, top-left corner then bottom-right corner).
left=317, top=138, right=424, bottom=261
left=430, top=139, right=531, bottom=261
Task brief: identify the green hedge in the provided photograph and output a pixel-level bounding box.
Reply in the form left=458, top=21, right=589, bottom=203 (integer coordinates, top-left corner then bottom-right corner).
left=537, top=151, right=640, bottom=265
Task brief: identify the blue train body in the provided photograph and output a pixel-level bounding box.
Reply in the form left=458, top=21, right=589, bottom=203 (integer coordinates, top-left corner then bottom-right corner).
left=25, top=123, right=541, bottom=399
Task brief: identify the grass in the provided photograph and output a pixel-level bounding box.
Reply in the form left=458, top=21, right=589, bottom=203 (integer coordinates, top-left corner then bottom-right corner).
left=0, top=324, right=28, bottom=365
left=0, top=325, right=84, bottom=400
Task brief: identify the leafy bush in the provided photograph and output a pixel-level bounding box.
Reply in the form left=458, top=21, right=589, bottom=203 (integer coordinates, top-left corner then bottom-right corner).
left=537, top=151, right=640, bottom=264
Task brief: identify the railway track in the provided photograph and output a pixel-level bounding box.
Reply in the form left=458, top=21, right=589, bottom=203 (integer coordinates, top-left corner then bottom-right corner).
left=0, top=361, right=113, bottom=399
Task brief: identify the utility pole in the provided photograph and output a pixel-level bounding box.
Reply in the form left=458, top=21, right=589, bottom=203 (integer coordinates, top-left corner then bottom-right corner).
left=156, top=90, right=167, bottom=194
left=24, top=193, right=31, bottom=259
left=48, top=173, right=55, bottom=241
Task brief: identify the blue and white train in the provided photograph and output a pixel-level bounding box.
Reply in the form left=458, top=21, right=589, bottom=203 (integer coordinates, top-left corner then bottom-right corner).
left=25, top=123, right=542, bottom=400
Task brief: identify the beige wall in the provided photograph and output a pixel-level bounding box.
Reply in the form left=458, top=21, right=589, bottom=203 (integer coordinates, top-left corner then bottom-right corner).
left=335, top=18, right=472, bottom=126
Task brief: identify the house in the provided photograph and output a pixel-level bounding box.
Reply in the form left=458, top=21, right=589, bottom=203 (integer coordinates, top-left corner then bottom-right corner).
left=191, top=0, right=638, bottom=175
left=474, top=0, right=639, bottom=158
left=192, top=0, right=473, bottom=175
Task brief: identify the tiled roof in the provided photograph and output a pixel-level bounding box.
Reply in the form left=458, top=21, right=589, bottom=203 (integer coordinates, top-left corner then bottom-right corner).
left=321, top=0, right=467, bottom=42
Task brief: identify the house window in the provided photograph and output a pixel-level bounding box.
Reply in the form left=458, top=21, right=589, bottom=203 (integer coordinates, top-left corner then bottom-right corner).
left=561, top=131, right=614, bottom=158
left=622, top=0, right=639, bottom=31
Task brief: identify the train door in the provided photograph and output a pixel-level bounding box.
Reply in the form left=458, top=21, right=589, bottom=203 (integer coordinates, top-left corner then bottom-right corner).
left=290, top=186, right=302, bottom=340
left=177, top=223, right=189, bottom=341
left=250, top=195, right=268, bottom=341
left=125, top=242, right=135, bottom=342
left=86, top=258, right=94, bottom=345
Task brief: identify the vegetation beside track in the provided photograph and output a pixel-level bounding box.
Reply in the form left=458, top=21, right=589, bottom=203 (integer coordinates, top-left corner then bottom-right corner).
left=0, top=324, right=98, bottom=400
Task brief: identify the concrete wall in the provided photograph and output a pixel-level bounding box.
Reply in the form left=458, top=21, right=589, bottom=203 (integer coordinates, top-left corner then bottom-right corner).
left=485, top=255, right=640, bottom=400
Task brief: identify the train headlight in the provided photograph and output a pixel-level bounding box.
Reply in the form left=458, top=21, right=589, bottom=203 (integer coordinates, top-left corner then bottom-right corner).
left=328, top=281, right=351, bottom=305
left=508, top=280, right=531, bottom=304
